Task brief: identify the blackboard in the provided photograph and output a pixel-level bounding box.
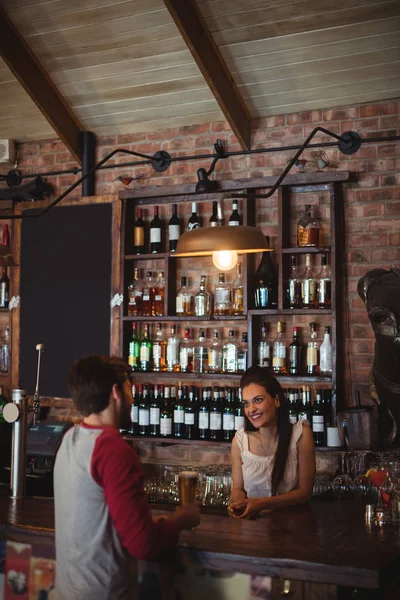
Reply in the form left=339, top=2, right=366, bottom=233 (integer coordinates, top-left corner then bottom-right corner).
left=20, top=203, right=112, bottom=398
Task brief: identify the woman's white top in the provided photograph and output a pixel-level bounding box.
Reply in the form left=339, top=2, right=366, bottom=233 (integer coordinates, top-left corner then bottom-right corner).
left=234, top=420, right=305, bottom=498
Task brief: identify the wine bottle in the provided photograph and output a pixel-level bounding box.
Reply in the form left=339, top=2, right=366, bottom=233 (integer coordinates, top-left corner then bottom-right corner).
left=289, top=327, right=302, bottom=375
left=133, top=209, right=145, bottom=255
left=209, top=201, right=220, bottom=227
left=0, top=268, right=9, bottom=309
left=2, top=225, right=10, bottom=247
left=188, top=202, right=202, bottom=230
left=168, top=203, right=181, bottom=253
left=254, top=237, right=278, bottom=309
left=229, top=200, right=241, bottom=226
left=150, top=206, right=163, bottom=253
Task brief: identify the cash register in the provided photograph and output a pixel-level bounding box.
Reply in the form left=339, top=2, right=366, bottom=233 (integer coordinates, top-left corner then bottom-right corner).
left=26, top=420, right=72, bottom=475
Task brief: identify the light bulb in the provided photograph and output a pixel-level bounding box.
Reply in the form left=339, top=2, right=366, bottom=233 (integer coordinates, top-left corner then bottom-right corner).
left=212, top=250, right=238, bottom=271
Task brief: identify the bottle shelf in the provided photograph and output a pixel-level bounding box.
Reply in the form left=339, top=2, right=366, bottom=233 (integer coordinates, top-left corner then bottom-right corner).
left=248, top=309, right=332, bottom=316
left=275, top=375, right=332, bottom=383
left=0, top=308, right=9, bottom=313
left=125, top=253, right=170, bottom=260
left=282, top=247, right=331, bottom=254
left=123, top=315, right=247, bottom=322
left=131, top=371, right=242, bottom=380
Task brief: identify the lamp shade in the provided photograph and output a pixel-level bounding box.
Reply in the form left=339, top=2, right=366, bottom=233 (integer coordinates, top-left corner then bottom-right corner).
left=174, top=225, right=272, bottom=257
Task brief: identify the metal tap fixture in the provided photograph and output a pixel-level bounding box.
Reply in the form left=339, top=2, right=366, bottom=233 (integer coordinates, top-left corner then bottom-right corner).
left=3, top=343, right=45, bottom=498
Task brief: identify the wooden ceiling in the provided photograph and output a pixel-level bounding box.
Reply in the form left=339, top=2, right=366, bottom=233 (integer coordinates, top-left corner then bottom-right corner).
left=0, top=0, right=399, bottom=146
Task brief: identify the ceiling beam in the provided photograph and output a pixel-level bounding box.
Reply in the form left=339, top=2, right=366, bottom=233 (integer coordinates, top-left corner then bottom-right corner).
left=0, top=8, right=83, bottom=165
left=163, top=0, right=251, bottom=150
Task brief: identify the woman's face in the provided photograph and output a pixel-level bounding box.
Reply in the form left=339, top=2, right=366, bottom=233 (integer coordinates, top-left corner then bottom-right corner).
left=242, top=382, right=280, bottom=429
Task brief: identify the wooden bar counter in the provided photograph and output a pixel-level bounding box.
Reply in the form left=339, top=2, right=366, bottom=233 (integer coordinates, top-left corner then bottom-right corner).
left=1, top=491, right=400, bottom=597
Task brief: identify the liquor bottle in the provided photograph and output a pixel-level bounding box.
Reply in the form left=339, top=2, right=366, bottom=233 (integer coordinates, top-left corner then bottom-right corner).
left=258, top=322, right=272, bottom=368
left=297, top=204, right=320, bottom=247
left=312, top=392, right=326, bottom=446
left=176, top=276, right=192, bottom=316
left=168, top=203, right=181, bottom=253
left=207, top=329, right=222, bottom=373
left=150, top=205, right=163, bottom=253
left=209, top=387, right=222, bottom=441
left=188, top=202, right=202, bottom=230
left=133, top=208, right=145, bottom=254
left=180, top=328, right=194, bottom=373
left=138, top=385, right=150, bottom=435
left=194, top=275, right=212, bottom=317
left=214, top=273, right=232, bottom=316
left=1, top=328, right=9, bottom=373
left=318, top=254, right=331, bottom=309
left=237, top=332, right=248, bottom=373
left=193, top=328, right=209, bottom=374
left=222, top=330, right=238, bottom=373
left=302, top=254, right=318, bottom=309
left=0, top=268, right=9, bottom=309
left=319, top=326, right=332, bottom=374
left=198, top=388, right=210, bottom=440
left=149, top=385, right=161, bottom=437
left=272, top=321, right=287, bottom=374
left=184, top=386, right=198, bottom=440
left=306, top=322, right=319, bottom=375
left=222, top=387, right=235, bottom=441
left=128, top=323, right=140, bottom=372
left=153, top=322, right=167, bottom=372
left=173, top=382, right=185, bottom=438
left=254, top=237, right=278, bottom=309
left=166, top=324, right=180, bottom=372
left=2, top=224, right=10, bottom=247
left=234, top=388, right=245, bottom=431
left=129, top=384, right=139, bottom=435
left=160, top=387, right=173, bottom=438
left=298, top=386, right=311, bottom=422
left=232, top=263, right=244, bottom=316
left=288, top=255, right=302, bottom=309
left=288, top=327, right=302, bottom=375
left=127, top=267, right=142, bottom=316
left=139, top=324, right=152, bottom=372
left=141, top=271, right=154, bottom=317
left=209, top=200, right=220, bottom=227
left=0, top=385, right=7, bottom=423
left=229, top=200, right=241, bottom=226
left=288, top=390, right=298, bottom=424
left=153, top=271, right=165, bottom=316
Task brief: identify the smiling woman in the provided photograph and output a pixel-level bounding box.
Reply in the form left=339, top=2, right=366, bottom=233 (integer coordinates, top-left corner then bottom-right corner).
left=228, top=366, right=316, bottom=520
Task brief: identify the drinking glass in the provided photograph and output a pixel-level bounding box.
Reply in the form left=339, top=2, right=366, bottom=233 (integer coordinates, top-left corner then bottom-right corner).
left=332, top=452, right=354, bottom=500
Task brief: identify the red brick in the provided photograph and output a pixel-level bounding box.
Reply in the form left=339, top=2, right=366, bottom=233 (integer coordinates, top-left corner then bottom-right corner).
left=368, top=188, right=394, bottom=202
left=381, top=175, right=397, bottom=186
left=377, top=144, right=400, bottom=157
left=347, top=249, right=370, bottom=263
left=371, top=247, right=400, bottom=262
left=147, top=127, right=179, bottom=141
left=40, top=141, right=66, bottom=154
left=324, top=107, right=359, bottom=121
left=368, top=218, right=397, bottom=232
left=341, top=118, right=379, bottom=132
left=287, top=110, right=322, bottom=124
left=252, top=114, right=286, bottom=129
left=354, top=354, right=374, bottom=368
left=389, top=233, right=400, bottom=245
left=97, top=135, right=117, bottom=146
left=347, top=233, right=387, bottom=247
left=349, top=341, right=374, bottom=354
left=384, top=202, right=400, bottom=215
left=360, top=102, right=398, bottom=117
left=379, top=116, right=400, bottom=129
left=116, top=133, right=147, bottom=144
left=212, top=121, right=231, bottom=132
left=179, top=123, right=210, bottom=136
left=346, top=219, right=369, bottom=233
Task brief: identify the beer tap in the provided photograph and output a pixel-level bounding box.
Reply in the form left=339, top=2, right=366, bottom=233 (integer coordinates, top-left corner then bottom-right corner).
left=33, top=343, right=44, bottom=426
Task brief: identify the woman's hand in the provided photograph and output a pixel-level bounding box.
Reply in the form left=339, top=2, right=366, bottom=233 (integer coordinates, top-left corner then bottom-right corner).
left=228, top=498, right=263, bottom=519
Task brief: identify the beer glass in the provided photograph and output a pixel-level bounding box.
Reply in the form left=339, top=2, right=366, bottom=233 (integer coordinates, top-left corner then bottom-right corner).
left=178, top=471, right=198, bottom=506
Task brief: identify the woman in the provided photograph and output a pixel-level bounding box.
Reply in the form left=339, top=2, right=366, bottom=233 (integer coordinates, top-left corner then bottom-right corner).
left=228, top=366, right=316, bottom=519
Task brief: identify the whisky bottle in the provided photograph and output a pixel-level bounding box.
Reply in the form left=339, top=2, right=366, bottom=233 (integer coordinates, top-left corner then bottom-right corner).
left=141, top=271, right=154, bottom=317
left=272, top=321, right=287, bottom=374
left=176, top=276, right=192, bottom=316
left=194, top=275, right=212, bottom=317
left=288, top=255, right=302, bottom=309
left=179, top=328, right=194, bottom=373
left=193, top=328, right=209, bottom=374
left=214, top=272, right=232, bottom=316
left=306, top=322, right=319, bottom=375
left=139, top=324, right=152, bottom=372
left=207, top=329, right=222, bottom=373
left=222, top=330, right=238, bottom=373
left=168, top=203, right=181, bottom=253
left=152, top=322, right=167, bottom=372
left=297, top=204, right=320, bottom=247
left=133, top=208, right=145, bottom=255
left=288, top=327, right=302, bottom=375
left=150, top=205, right=163, bottom=253
left=258, top=322, right=272, bottom=368
left=149, top=385, right=161, bottom=437
left=128, top=323, right=140, bottom=372
left=237, top=332, right=248, bottom=373
left=318, top=254, right=331, bottom=309
left=229, top=200, right=241, bottom=226
left=302, top=254, right=318, bottom=309
left=254, top=237, right=278, bottom=309
left=153, top=271, right=165, bottom=316
left=166, top=324, right=180, bottom=372
left=232, top=263, right=244, bottom=316
left=127, top=267, right=142, bottom=316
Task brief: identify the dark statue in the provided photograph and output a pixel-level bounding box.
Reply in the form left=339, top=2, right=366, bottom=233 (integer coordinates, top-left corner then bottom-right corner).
left=358, top=268, right=400, bottom=448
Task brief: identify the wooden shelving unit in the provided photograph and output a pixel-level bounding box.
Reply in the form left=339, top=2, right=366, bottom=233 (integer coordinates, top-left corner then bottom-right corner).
left=119, top=171, right=350, bottom=438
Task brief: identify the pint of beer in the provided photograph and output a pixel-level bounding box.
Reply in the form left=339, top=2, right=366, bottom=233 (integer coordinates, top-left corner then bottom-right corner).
left=178, top=471, right=198, bottom=506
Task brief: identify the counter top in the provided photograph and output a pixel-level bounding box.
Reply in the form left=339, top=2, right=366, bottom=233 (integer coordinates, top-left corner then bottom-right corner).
left=1, top=494, right=399, bottom=589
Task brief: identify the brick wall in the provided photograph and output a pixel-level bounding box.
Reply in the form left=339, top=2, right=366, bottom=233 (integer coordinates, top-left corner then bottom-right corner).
left=4, top=98, right=400, bottom=406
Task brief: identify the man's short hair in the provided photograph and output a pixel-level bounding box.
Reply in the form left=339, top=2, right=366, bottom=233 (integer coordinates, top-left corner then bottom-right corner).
left=68, top=355, right=131, bottom=417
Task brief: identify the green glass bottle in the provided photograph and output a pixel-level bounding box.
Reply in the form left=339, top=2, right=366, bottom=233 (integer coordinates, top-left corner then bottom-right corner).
left=139, top=324, right=152, bottom=372
left=128, top=323, right=140, bottom=372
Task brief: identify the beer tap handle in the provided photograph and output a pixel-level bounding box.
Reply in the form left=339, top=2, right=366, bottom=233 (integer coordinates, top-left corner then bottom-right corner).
left=33, top=343, right=44, bottom=426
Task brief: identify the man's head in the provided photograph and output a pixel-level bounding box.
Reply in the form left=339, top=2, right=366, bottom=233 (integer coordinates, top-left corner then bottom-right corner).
left=68, top=355, right=132, bottom=429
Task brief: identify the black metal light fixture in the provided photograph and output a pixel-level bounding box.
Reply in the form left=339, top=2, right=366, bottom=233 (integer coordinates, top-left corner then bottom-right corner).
left=195, top=139, right=226, bottom=193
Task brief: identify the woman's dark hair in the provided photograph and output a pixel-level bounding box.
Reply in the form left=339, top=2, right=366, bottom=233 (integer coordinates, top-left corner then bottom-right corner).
left=240, top=366, right=292, bottom=496
left=68, top=355, right=131, bottom=417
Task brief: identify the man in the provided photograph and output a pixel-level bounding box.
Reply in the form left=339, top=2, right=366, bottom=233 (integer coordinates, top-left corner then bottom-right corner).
left=54, top=355, right=199, bottom=600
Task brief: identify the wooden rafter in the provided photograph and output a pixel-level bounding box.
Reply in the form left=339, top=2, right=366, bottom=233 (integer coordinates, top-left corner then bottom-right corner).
left=163, top=0, right=251, bottom=150
left=0, top=7, right=83, bottom=164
